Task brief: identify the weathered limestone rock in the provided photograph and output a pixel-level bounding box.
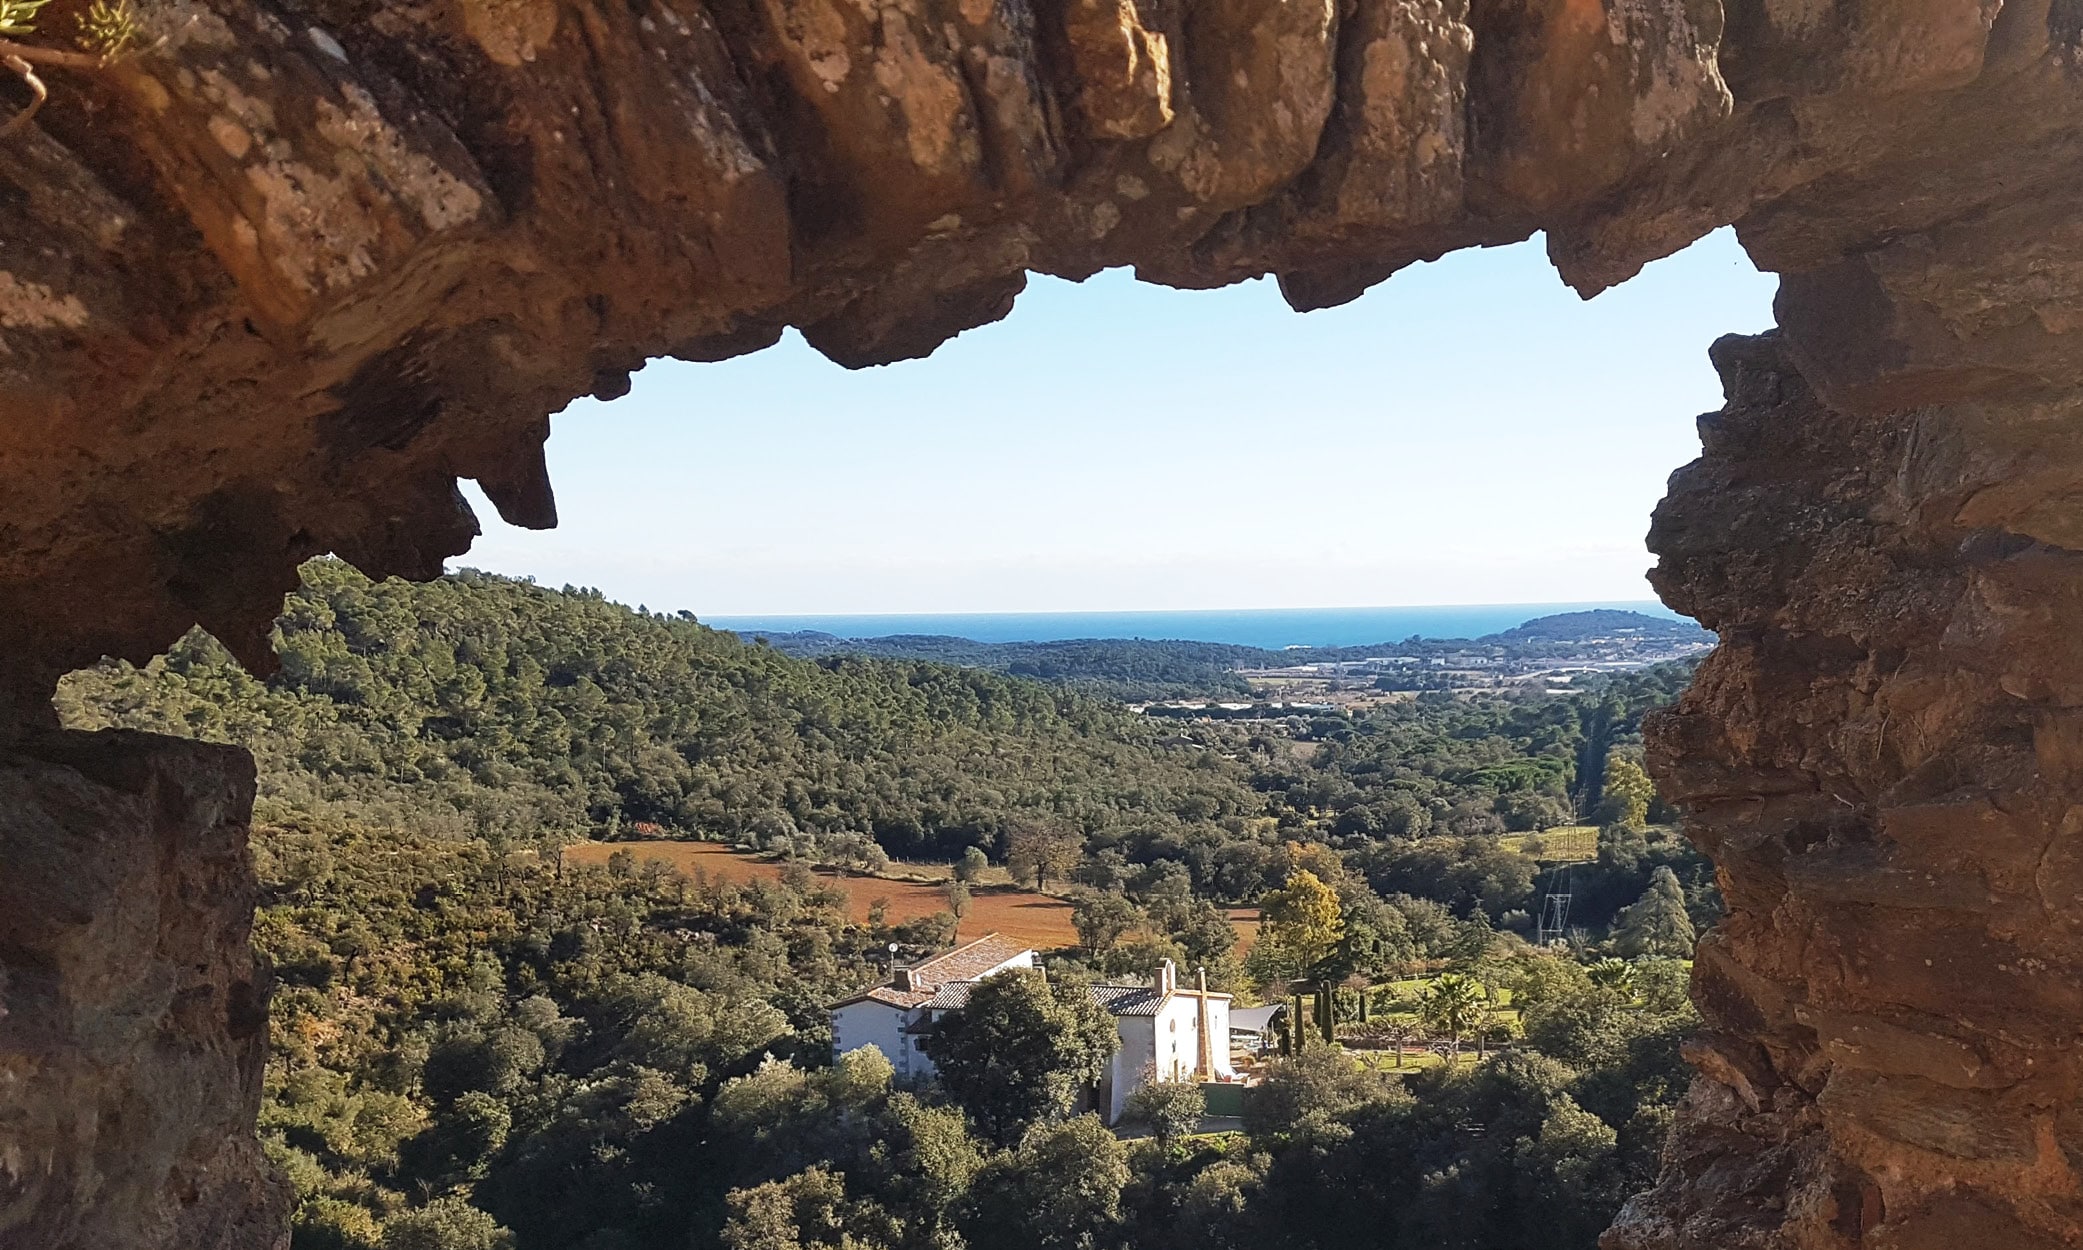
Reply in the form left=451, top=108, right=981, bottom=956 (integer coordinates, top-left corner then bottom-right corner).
left=1607, top=334, right=2083, bottom=1246
left=0, top=729, right=289, bottom=1249
left=6, top=1, right=2083, bottom=1246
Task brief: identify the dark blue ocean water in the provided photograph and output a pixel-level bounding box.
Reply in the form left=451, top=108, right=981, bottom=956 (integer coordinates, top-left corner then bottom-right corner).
left=706, top=602, right=1684, bottom=649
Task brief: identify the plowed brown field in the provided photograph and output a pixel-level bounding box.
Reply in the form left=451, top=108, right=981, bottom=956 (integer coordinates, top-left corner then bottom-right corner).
left=562, top=841, right=1258, bottom=955
left=562, top=840, right=1083, bottom=949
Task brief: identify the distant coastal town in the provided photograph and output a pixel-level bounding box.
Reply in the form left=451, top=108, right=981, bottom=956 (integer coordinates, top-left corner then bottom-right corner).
left=752, top=607, right=1713, bottom=712
left=1139, top=610, right=1713, bottom=719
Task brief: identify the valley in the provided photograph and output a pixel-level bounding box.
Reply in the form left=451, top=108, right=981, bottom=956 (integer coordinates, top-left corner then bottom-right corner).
left=57, top=562, right=1711, bottom=1250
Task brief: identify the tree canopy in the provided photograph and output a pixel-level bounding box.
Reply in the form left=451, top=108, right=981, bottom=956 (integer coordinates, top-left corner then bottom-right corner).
left=52, top=561, right=1719, bottom=1250
left=58, top=560, right=1263, bottom=862
left=922, top=970, right=1120, bottom=1146
left=1255, top=869, right=1344, bottom=978
left=1612, top=867, right=1696, bottom=958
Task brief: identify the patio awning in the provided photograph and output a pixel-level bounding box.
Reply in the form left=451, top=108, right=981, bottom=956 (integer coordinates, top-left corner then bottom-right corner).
left=1228, top=1004, right=1286, bottom=1035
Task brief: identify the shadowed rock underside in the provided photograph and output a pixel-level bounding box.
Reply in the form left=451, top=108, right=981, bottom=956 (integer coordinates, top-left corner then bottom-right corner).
left=5, top=0, right=2083, bottom=1246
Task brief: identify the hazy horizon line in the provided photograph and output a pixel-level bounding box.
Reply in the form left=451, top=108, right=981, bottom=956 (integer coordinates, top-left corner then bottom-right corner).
left=703, top=599, right=1676, bottom=622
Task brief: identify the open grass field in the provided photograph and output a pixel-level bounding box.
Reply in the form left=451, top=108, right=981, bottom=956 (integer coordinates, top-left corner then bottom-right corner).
left=1500, top=825, right=1599, bottom=862
left=563, top=840, right=1086, bottom=949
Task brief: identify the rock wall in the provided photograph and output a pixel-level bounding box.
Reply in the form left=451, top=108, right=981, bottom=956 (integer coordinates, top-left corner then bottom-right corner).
left=0, top=0, right=2049, bottom=712
left=1605, top=330, right=2083, bottom=1248
left=1598, top=25, right=2083, bottom=1238
left=5, top=0, right=2083, bottom=1246
left=0, top=730, right=289, bottom=1250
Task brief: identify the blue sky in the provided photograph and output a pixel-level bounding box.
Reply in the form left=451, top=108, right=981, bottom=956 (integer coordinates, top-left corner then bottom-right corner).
left=457, top=229, right=1777, bottom=616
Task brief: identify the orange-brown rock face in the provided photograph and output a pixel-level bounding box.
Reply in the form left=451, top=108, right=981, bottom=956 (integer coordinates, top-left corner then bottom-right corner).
left=0, top=0, right=2002, bottom=712
left=0, top=730, right=290, bottom=1248
left=7, top=1, right=2083, bottom=1247
left=1609, top=191, right=2083, bottom=1247
left=1601, top=333, right=2075, bottom=1249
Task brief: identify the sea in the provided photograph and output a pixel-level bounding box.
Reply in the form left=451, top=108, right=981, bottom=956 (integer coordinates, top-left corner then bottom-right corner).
left=705, top=601, right=1686, bottom=650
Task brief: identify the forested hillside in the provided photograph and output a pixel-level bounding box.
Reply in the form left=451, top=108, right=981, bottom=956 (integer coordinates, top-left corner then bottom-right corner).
left=1258, top=666, right=1690, bottom=840
left=240, top=819, right=1696, bottom=1250
left=59, top=561, right=1711, bottom=926
left=58, top=561, right=1259, bottom=857
left=753, top=632, right=1265, bottom=699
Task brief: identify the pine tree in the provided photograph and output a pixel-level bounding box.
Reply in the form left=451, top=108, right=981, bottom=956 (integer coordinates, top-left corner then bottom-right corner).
left=1613, top=866, right=1696, bottom=958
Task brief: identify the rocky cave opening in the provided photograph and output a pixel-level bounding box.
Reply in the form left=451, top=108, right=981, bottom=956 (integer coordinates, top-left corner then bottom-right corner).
left=6, top=1, right=2083, bottom=1247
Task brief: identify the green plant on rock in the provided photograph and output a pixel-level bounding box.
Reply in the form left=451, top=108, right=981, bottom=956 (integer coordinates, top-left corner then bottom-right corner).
left=75, top=0, right=141, bottom=60
left=0, top=0, right=50, bottom=34
left=0, top=0, right=147, bottom=140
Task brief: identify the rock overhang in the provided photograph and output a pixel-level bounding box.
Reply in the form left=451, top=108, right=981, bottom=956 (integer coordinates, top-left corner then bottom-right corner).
left=9, top=3, right=2083, bottom=1247
left=0, top=0, right=2067, bottom=716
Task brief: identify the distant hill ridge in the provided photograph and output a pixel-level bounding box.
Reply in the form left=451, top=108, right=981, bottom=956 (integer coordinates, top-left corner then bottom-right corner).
left=1489, top=609, right=1707, bottom=643
left=746, top=610, right=1710, bottom=699
left=751, top=608, right=1705, bottom=652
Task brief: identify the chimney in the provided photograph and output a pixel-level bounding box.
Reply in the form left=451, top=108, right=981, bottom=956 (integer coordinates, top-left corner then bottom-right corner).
left=1159, top=959, right=1176, bottom=997
left=894, top=968, right=917, bottom=991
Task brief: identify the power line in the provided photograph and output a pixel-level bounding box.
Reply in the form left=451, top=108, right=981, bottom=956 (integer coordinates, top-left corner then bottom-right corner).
left=1537, top=862, right=1573, bottom=947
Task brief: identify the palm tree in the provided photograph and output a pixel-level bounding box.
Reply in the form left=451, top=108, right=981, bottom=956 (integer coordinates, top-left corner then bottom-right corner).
left=1418, top=973, right=1485, bottom=1060
left=1587, top=957, right=1637, bottom=998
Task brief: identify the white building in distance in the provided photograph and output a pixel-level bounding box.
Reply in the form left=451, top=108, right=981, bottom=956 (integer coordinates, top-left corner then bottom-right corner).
left=828, top=933, right=1036, bottom=1084
left=829, top=933, right=1236, bottom=1125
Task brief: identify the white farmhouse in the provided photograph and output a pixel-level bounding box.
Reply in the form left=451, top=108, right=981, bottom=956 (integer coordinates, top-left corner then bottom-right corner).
left=828, top=933, right=1036, bottom=1083
left=1089, top=960, right=1235, bottom=1125
left=830, top=934, right=1236, bottom=1125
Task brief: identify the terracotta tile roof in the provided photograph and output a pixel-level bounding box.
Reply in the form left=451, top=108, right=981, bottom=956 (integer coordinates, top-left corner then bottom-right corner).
left=922, top=981, right=978, bottom=1010
left=1088, top=983, right=1167, bottom=1016
left=829, top=933, right=1032, bottom=1011
left=919, top=978, right=1168, bottom=1016
left=836, top=936, right=1231, bottom=1019
left=907, top=933, right=1031, bottom=985
left=838, top=984, right=932, bottom=1009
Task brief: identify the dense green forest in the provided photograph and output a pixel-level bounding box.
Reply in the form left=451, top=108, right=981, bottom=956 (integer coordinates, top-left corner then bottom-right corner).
left=1251, top=669, right=1716, bottom=935
left=752, top=632, right=1266, bottom=699
left=58, top=561, right=1261, bottom=858
left=243, top=818, right=1696, bottom=1250
left=59, top=562, right=1710, bottom=924
left=57, top=564, right=1720, bottom=1250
